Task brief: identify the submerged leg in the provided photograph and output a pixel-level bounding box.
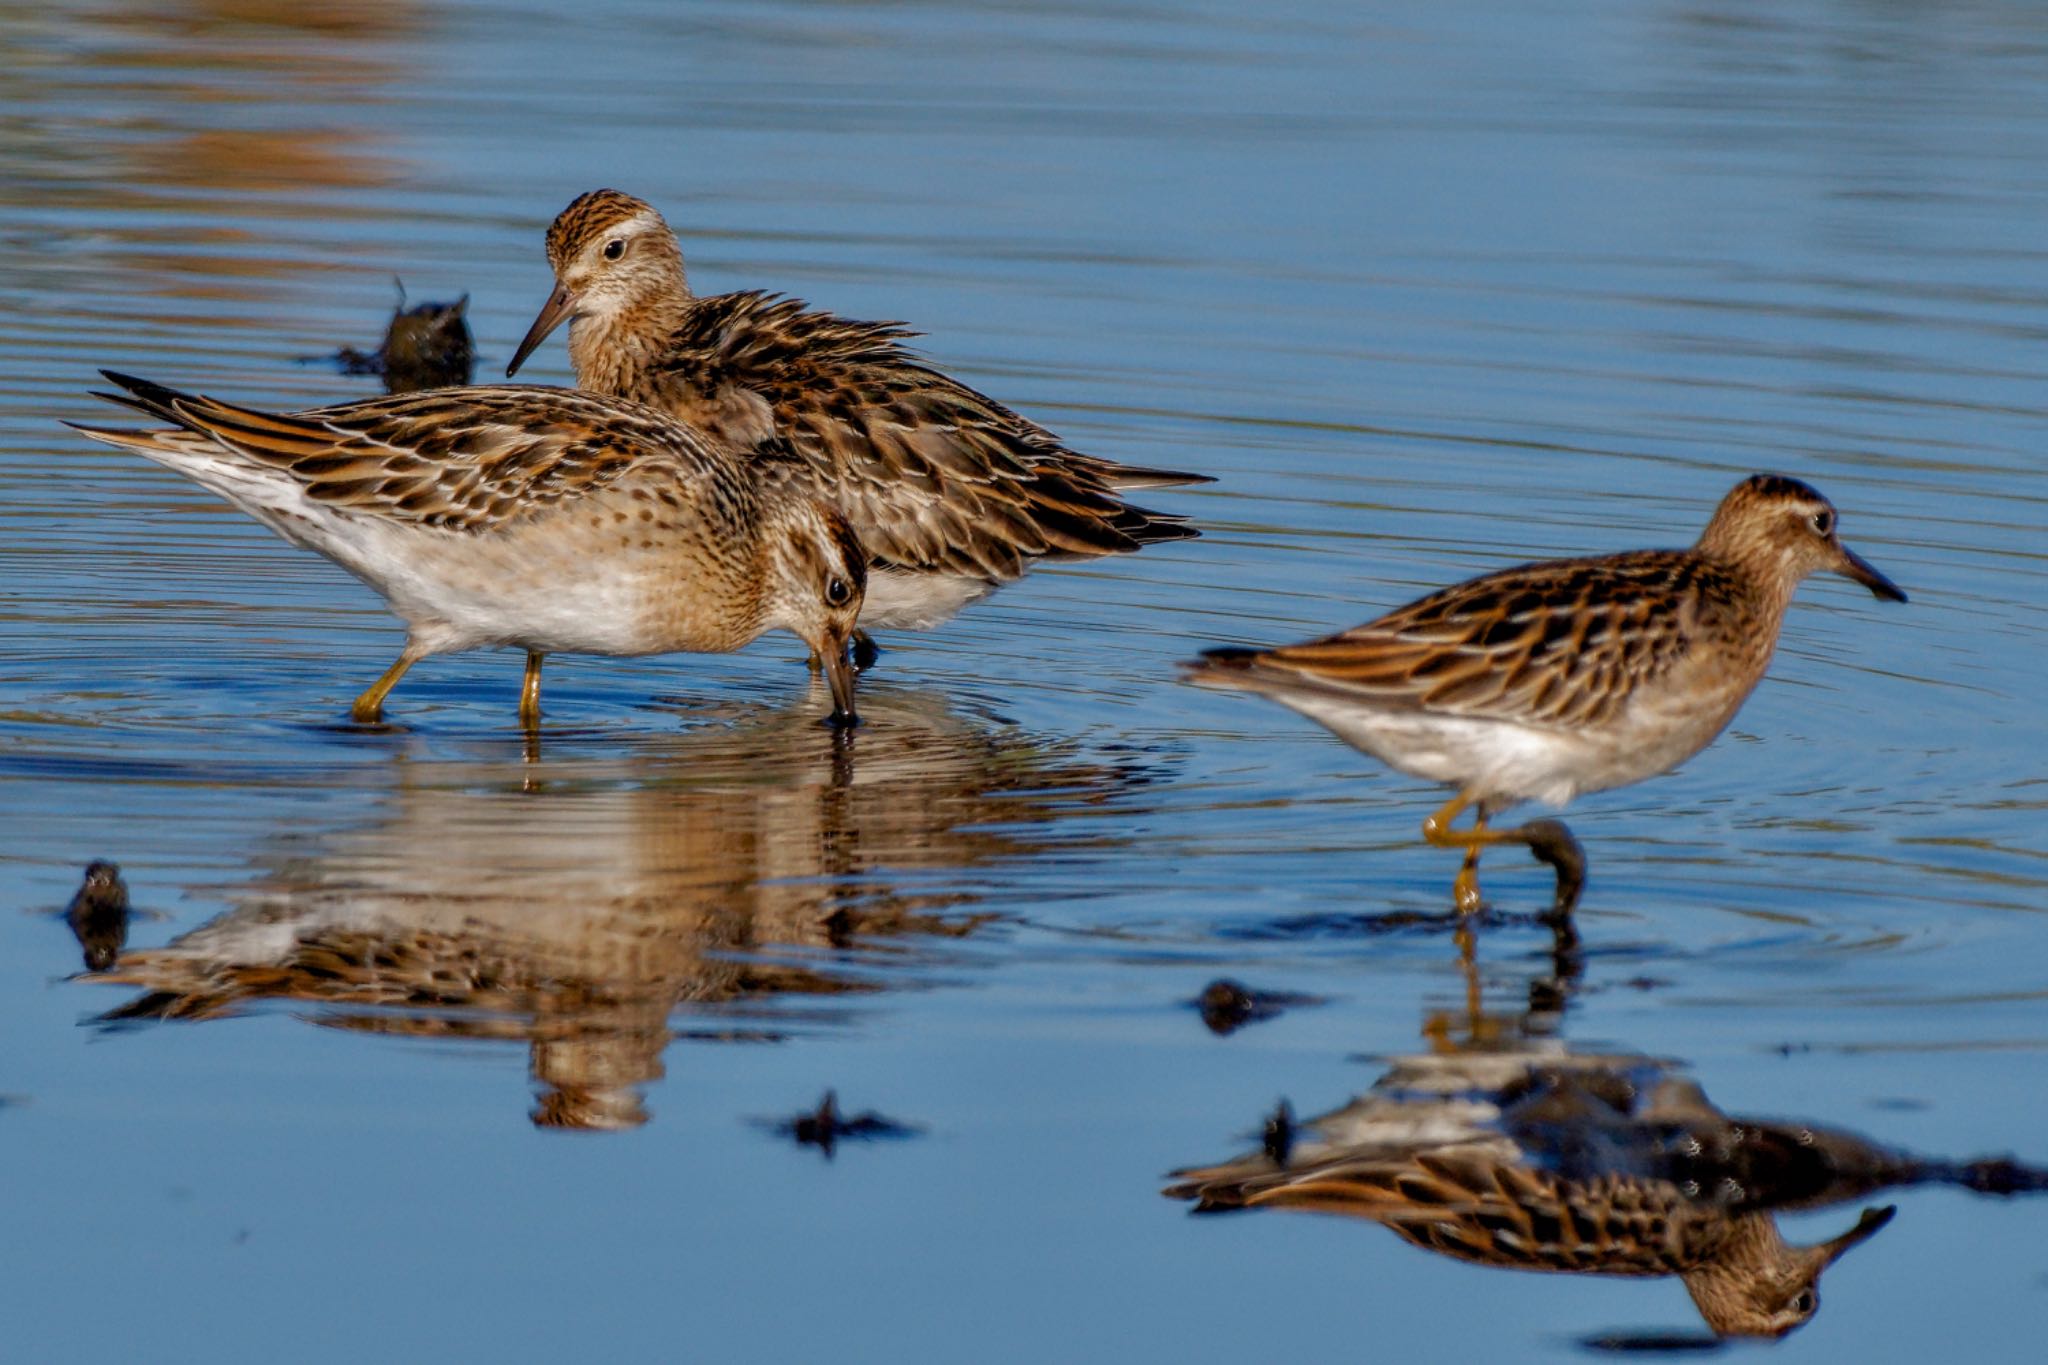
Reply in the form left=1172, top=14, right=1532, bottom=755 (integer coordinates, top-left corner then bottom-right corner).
left=350, top=646, right=425, bottom=723
left=519, top=651, right=545, bottom=728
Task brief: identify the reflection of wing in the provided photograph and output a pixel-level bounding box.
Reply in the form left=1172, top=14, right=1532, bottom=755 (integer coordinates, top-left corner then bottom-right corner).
left=88, top=693, right=1158, bottom=1129
left=1170, top=1147, right=1696, bottom=1276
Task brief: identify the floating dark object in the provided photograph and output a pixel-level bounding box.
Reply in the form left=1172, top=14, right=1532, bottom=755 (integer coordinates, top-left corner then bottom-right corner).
left=64, top=860, right=129, bottom=972
left=318, top=280, right=474, bottom=393
left=1261, top=1098, right=1295, bottom=1165
left=1192, top=978, right=1323, bottom=1035
left=767, top=1090, right=921, bottom=1159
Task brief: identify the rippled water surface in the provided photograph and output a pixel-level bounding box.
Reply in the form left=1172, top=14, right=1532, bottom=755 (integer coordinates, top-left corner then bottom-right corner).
left=4, top=2, right=2046, bottom=1359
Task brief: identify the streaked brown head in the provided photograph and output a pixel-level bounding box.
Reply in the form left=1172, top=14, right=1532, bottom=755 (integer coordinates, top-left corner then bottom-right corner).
left=509, top=189, right=687, bottom=377
left=543, top=188, right=661, bottom=271
left=1695, top=474, right=1906, bottom=604
left=762, top=499, right=868, bottom=727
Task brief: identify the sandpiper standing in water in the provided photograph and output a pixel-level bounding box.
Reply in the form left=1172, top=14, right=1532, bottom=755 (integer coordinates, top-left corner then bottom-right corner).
left=506, top=188, right=1207, bottom=667
left=69, top=373, right=867, bottom=727
left=1185, top=475, right=1906, bottom=911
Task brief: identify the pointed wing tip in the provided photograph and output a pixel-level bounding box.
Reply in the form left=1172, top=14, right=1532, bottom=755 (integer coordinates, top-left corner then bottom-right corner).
left=1181, top=647, right=1268, bottom=689
left=62, top=419, right=153, bottom=449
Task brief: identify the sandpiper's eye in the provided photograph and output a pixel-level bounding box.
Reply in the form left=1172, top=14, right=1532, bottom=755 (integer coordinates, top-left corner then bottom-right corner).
left=825, top=576, right=852, bottom=608
left=1810, top=509, right=1834, bottom=536
left=1790, top=1289, right=1815, bottom=1316
left=602, top=238, right=625, bottom=261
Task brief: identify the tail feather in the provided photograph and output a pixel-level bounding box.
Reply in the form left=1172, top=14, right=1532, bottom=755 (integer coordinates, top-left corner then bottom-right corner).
left=1064, top=450, right=1215, bottom=490
left=94, top=370, right=198, bottom=425
left=1179, top=646, right=1277, bottom=693
left=1105, top=464, right=1215, bottom=491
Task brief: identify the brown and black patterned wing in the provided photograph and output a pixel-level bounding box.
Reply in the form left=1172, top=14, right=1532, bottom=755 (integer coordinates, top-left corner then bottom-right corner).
left=1190, top=552, right=1728, bottom=728
left=656, top=291, right=1202, bottom=577
left=85, top=373, right=729, bottom=533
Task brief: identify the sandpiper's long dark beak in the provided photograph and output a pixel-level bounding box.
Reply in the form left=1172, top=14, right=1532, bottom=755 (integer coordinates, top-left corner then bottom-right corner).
left=1835, top=542, right=1907, bottom=603
left=823, top=633, right=860, bottom=728
left=506, top=283, right=577, bottom=378
left=1812, top=1205, right=1897, bottom=1269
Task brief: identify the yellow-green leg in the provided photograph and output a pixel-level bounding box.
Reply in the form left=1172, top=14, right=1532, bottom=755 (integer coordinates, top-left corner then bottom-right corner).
left=1421, top=791, right=1519, bottom=913
left=1423, top=793, right=1589, bottom=916
left=519, top=651, right=544, bottom=728
left=350, top=647, right=424, bottom=723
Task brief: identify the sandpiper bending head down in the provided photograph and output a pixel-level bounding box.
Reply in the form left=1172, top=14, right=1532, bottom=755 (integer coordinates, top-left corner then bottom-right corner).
left=1186, top=475, right=1905, bottom=912
left=69, top=373, right=866, bottom=728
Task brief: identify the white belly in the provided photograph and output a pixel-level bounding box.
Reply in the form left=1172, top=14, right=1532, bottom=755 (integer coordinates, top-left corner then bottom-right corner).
left=348, top=521, right=664, bottom=656
left=1269, top=688, right=1740, bottom=810
left=858, top=569, right=997, bottom=631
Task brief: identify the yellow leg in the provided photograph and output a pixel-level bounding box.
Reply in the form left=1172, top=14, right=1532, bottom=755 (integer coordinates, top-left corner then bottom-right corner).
left=519, top=651, right=544, bottom=728
left=350, top=649, right=421, bottom=723
left=1422, top=792, right=1516, bottom=913
left=1424, top=794, right=1589, bottom=916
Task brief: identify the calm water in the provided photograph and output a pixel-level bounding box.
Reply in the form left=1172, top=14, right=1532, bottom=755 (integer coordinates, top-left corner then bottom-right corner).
left=3, top=1, right=2046, bottom=1358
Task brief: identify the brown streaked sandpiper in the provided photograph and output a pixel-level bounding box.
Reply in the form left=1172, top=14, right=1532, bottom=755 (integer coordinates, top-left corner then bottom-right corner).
left=1185, top=475, right=1906, bottom=911
left=506, top=188, right=1208, bottom=667
left=69, top=372, right=867, bottom=727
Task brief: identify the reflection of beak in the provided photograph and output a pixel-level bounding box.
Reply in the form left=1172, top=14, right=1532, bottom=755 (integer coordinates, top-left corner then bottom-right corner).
left=506, top=282, right=577, bottom=378
left=1802, top=1204, right=1897, bottom=1275
left=823, top=633, right=859, bottom=728
left=1836, top=542, right=1907, bottom=603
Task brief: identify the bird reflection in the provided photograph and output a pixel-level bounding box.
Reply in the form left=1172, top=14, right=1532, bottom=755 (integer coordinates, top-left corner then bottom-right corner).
left=83, top=691, right=1158, bottom=1131
left=1168, top=937, right=2047, bottom=1341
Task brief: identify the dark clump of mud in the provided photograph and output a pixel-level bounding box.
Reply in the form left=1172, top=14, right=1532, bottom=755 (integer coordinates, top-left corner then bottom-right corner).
left=313, top=282, right=474, bottom=392
left=761, top=1091, right=922, bottom=1158
left=1192, top=978, right=1323, bottom=1035
left=64, top=860, right=129, bottom=972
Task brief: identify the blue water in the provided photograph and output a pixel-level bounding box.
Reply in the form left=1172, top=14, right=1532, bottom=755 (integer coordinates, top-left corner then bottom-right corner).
left=2, top=1, right=2045, bottom=1359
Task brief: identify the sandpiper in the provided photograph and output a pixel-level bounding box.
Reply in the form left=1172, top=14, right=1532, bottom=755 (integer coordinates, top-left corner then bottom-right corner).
left=1166, top=1052, right=1900, bottom=1339
left=1185, top=475, right=1906, bottom=910
left=69, top=372, right=867, bottom=727
left=505, top=188, right=1208, bottom=666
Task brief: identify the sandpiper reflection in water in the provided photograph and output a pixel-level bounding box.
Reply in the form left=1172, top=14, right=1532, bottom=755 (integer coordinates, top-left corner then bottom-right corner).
left=82, top=692, right=1161, bottom=1130
left=1169, top=946, right=2045, bottom=1343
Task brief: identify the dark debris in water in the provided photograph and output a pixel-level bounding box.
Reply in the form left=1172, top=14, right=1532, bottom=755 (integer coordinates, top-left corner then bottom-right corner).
left=1261, top=1098, right=1295, bottom=1165
left=1952, top=1156, right=2048, bottom=1196
left=1192, top=978, right=1324, bottom=1035
left=306, top=280, right=474, bottom=393
left=64, top=860, right=130, bottom=973
left=761, top=1091, right=922, bottom=1159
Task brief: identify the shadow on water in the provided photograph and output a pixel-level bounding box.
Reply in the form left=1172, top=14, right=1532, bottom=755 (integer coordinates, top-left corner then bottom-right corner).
left=64, top=690, right=1164, bottom=1131
left=1166, top=925, right=2048, bottom=1347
